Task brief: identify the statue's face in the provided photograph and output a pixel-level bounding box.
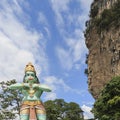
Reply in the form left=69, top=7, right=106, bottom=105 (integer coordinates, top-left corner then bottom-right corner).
left=24, top=71, right=37, bottom=84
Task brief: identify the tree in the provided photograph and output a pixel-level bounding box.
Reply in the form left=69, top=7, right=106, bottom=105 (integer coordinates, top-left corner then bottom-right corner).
left=44, top=99, right=84, bottom=120
left=0, top=80, right=22, bottom=119
left=92, top=76, right=120, bottom=120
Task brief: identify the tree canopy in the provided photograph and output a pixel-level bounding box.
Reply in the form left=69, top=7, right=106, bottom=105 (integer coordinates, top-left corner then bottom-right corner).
left=44, top=99, right=84, bottom=120
left=92, top=76, right=120, bottom=120
left=0, top=80, right=22, bottom=119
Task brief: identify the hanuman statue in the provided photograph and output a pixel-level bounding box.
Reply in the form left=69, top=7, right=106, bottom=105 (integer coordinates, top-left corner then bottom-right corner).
left=9, top=62, right=51, bottom=120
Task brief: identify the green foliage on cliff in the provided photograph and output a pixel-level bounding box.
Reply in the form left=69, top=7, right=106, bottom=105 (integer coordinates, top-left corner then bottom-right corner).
left=85, top=0, right=120, bottom=37
left=95, top=0, right=120, bottom=31
left=90, top=6, right=99, bottom=18
left=92, top=76, right=120, bottom=120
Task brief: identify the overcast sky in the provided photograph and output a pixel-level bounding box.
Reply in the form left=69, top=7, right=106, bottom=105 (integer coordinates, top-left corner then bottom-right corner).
left=0, top=0, right=94, bottom=119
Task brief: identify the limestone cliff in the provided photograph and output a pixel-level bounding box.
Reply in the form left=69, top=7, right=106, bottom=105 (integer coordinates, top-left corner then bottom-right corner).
left=85, top=0, right=120, bottom=99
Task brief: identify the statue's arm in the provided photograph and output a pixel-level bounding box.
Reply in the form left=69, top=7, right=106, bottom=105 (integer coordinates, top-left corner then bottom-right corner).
left=34, top=84, right=51, bottom=92
left=9, top=83, right=23, bottom=89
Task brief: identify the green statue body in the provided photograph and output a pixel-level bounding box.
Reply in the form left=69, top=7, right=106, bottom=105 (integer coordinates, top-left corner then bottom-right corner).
left=9, top=63, right=51, bottom=120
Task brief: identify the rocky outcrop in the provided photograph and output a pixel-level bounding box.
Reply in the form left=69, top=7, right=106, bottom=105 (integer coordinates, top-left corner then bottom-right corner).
left=85, top=0, right=120, bottom=99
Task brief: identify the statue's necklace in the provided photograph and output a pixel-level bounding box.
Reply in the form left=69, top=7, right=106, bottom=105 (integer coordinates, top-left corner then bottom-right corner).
left=29, top=84, right=35, bottom=97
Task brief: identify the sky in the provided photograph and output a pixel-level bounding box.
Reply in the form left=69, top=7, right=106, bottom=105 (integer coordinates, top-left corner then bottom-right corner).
left=0, top=0, right=94, bottom=119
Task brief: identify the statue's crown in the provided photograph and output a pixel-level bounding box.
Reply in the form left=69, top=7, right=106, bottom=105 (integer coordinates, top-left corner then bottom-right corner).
left=25, top=62, right=36, bottom=73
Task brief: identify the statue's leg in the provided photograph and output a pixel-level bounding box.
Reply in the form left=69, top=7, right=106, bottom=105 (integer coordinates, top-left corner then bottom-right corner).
left=36, top=114, right=46, bottom=120
left=20, top=114, right=29, bottom=120
left=35, top=105, right=46, bottom=120
left=20, top=104, right=29, bottom=120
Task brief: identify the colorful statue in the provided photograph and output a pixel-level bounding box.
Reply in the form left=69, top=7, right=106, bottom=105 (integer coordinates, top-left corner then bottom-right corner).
left=9, top=62, right=51, bottom=120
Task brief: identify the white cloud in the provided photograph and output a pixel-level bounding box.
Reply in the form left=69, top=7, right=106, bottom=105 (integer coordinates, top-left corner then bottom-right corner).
left=79, top=0, right=93, bottom=13
left=51, top=0, right=70, bottom=12
left=44, top=92, right=57, bottom=100
left=50, top=0, right=92, bottom=31
left=0, top=0, right=49, bottom=82
left=50, top=0, right=92, bottom=71
left=56, top=35, right=87, bottom=70
left=65, top=35, right=87, bottom=63
left=50, top=0, right=70, bottom=30
left=75, top=63, right=81, bottom=70
left=82, top=105, right=94, bottom=119
left=43, top=76, right=85, bottom=100
left=56, top=47, right=73, bottom=70
left=38, top=12, right=48, bottom=26
left=38, top=12, right=51, bottom=39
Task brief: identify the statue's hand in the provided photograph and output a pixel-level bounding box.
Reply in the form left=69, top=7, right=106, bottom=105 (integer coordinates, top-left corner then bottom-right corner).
left=22, top=83, right=29, bottom=89
left=33, top=84, right=39, bottom=89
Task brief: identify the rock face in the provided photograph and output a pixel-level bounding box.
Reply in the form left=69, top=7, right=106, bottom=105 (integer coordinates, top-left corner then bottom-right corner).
left=85, top=0, right=120, bottom=99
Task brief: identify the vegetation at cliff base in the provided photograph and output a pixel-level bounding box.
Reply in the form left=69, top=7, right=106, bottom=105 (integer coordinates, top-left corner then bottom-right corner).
left=92, top=76, right=120, bottom=119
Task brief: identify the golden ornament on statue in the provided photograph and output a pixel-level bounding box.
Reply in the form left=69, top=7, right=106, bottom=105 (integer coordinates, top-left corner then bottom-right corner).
left=25, top=62, right=36, bottom=73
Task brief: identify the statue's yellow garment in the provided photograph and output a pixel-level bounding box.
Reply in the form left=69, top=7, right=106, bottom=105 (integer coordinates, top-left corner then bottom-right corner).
left=20, top=100, right=46, bottom=120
